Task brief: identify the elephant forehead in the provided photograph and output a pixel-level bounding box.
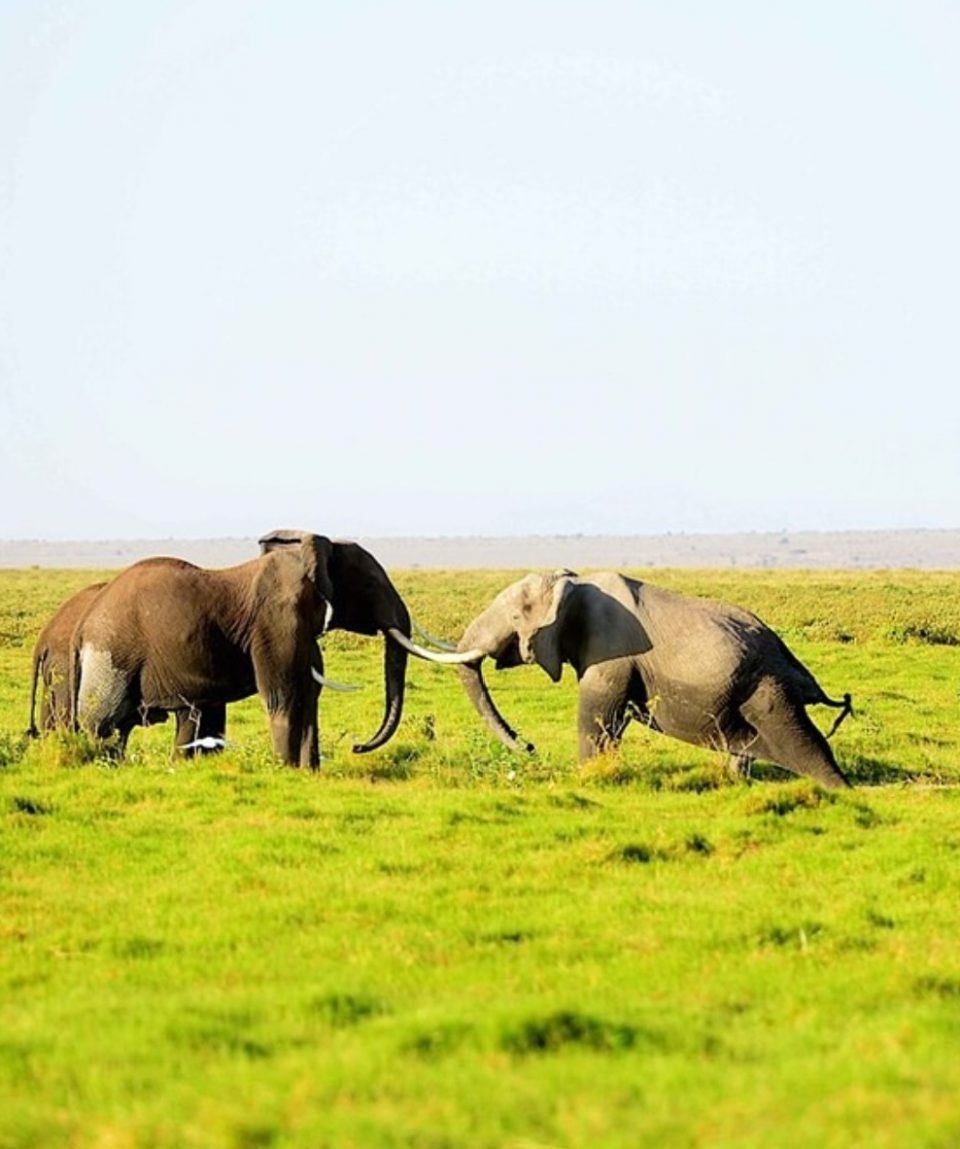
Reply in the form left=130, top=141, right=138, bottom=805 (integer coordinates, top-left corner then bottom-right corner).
left=508, top=573, right=541, bottom=593
left=487, top=580, right=527, bottom=612
left=512, top=572, right=555, bottom=604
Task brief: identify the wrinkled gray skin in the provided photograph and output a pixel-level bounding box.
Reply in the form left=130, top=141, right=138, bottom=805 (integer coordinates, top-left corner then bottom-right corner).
left=28, top=582, right=225, bottom=755
left=457, top=570, right=853, bottom=789
left=73, top=538, right=338, bottom=767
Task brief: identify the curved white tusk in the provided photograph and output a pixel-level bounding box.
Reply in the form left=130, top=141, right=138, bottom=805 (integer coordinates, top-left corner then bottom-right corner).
left=323, top=602, right=334, bottom=634
left=311, top=666, right=361, bottom=692
left=387, top=627, right=485, bottom=664
left=411, top=619, right=458, bottom=652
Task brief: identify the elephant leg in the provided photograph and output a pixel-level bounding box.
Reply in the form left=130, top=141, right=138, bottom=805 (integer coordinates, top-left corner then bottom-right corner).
left=740, top=678, right=850, bottom=790
left=199, top=703, right=227, bottom=752
left=174, top=704, right=227, bottom=757
left=299, top=717, right=319, bottom=769
left=265, top=700, right=309, bottom=767
left=577, top=663, right=632, bottom=760
left=94, top=715, right=137, bottom=761
left=76, top=645, right=136, bottom=746
left=173, top=709, right=198, bottom=754
left=47, top=676, right=72, bottom=729
left=298, top=650, right=321, bottom=769
left=41, top=693, right=58, bottom=731
left=253, top=638, right=318, bottom=768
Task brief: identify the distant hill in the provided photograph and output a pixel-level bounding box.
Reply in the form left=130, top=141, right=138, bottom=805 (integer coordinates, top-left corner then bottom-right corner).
left=1, top=529, right=959, bottom=570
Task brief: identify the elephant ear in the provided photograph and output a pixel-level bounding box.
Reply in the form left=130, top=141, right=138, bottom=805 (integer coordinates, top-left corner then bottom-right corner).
left=525, top=571, right=577, bottom=683
left=299, top=534, right=335, bottom=605
left=259, top=530, right=335, bottom=630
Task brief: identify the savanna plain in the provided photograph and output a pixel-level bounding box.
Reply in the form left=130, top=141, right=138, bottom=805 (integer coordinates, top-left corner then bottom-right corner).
left=2, top=566, right=960, bottom=1149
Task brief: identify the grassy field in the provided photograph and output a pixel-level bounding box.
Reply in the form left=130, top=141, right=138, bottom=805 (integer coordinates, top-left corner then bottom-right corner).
left=2, top=567, right=960, bottom=1148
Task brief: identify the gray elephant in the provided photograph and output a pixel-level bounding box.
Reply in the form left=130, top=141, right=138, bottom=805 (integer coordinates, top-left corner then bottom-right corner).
left=73, top=531, right=472, bottom=766
left=28, top=581, right=227, bottom=756
left=455, top=570, right=853, bottom=788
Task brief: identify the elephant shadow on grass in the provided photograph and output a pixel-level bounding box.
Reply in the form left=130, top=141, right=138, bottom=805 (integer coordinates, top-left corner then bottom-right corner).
left=725, top=751, right=913, bottom=789
left=839, top=755, right=935, bottom=787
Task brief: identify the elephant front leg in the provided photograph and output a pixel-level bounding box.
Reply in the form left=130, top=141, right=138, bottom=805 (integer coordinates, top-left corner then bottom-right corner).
left=266, top=704, right=307, bottom=766
left=253, top=638, right=318, bottom=768
left=298, top=711, right=320, bottom=769
left=298, top=649, right=322, bottom=769
left=576, top=664, right=633, bottom=761
left=264, top=697, right=320, bottom=769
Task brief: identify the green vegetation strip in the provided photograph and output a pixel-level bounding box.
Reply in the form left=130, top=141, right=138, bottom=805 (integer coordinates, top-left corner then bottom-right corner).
left=1, top=568, right=959, bottom=1148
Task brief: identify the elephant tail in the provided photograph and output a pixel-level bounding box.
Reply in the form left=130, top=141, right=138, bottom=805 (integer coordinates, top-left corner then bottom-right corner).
left=68, top=641, right=82, bottom=733
left=26, top=646, right=45, bottom=738
left=823, top=692, right=854, bottom=740
left=775, top=635, right=853, bottom=738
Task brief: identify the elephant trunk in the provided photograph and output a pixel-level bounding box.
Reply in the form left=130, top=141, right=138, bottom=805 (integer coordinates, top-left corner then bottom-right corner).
left=457, top=660, right=535, bottom=754
left=352, top=612, right=411, bottom=755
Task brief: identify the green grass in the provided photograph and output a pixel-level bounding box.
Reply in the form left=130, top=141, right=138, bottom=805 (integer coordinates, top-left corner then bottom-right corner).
left=2, top=567, right=960, bottom=1148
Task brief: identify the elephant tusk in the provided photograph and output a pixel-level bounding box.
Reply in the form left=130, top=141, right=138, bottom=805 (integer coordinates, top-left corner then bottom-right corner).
left=311, top=666, right=361, bottom=692
left=323, top=602, right=334, bottom=634
left=387, top=627, right=485, bottom=664
left=411, top=619, right=458, bottom=652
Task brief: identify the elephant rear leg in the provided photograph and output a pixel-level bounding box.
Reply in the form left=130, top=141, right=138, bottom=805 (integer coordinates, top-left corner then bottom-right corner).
left=43, top=674, right=73, bottom=730
left=76, top=645, right=137, bottom=752
left=41, top=692, right=60, bottom=731
left=577, top=664, right=633, bottom=761
left=175, top=704, right=227, bottom=757
left=111, top=718, right=138, bottom=760
left=740, top=679, right=850, bottom=789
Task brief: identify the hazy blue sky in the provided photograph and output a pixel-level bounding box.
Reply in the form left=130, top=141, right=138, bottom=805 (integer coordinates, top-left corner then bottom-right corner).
left=1, top=1, right=957, bottom=540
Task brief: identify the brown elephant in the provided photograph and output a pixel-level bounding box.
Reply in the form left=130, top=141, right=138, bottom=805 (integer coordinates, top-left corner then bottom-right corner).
left=454, top=570, right=853, bottom=788
left=28, top=582, right=227, bottom=756
left=72, top=531, right=473, bottom=766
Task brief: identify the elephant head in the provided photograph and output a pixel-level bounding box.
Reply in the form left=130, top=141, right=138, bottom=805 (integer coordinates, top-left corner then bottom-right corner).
left=455, top=570, right=579, bottom=754
left=258, top=529, right=479, bottom=753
